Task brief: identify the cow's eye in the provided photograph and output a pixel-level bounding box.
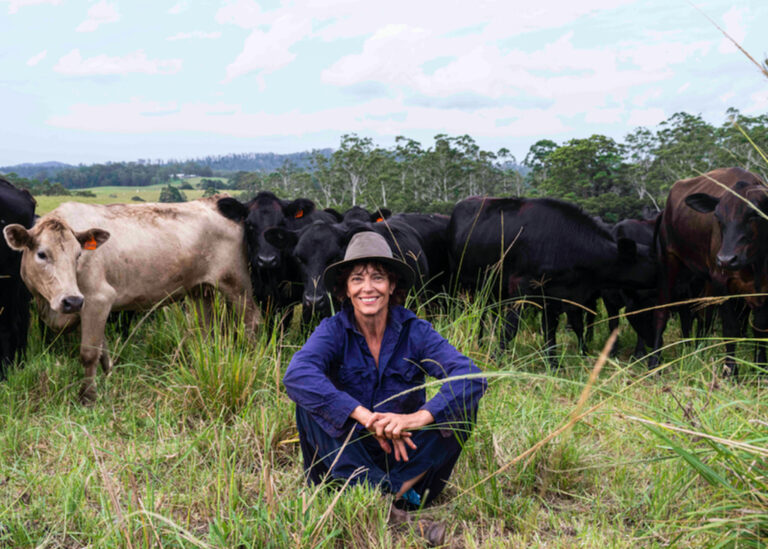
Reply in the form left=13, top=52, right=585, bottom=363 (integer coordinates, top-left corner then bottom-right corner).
left=36, top=251, right=47, bottom=260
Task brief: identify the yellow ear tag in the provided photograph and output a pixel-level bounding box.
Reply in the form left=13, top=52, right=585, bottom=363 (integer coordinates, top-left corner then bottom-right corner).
left=295, top=209, right=304, bottom=219
left=84, top=237, right=98, bottom=250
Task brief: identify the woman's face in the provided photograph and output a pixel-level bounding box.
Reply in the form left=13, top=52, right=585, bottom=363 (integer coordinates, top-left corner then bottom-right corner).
left=346, top=263, right=394, bottom=320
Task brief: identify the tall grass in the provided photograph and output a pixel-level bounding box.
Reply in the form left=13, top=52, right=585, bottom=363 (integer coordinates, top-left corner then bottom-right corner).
left=0, top=273, right=765, bottom=546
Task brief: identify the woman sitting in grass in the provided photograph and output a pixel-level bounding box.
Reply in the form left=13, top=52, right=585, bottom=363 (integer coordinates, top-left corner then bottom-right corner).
left=283, top=231, right=486, bottom=545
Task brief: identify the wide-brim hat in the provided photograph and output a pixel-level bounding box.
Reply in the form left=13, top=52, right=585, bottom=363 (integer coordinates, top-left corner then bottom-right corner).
left=323, top=231, right=415, bottom=292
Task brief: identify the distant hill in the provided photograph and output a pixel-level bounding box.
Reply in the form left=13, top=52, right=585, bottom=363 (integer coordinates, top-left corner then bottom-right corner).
left=1, top=151, right=333, bottom=181
left=0, top=151, right=334, bottom=189
left=191, top=150, right=333, bottom=172
left=1, top=161, right=74, bottom=180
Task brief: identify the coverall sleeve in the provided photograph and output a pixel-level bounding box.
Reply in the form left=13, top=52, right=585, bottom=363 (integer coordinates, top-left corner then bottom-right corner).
left=283, top=318, right=362, bottom=438
left=414, top=320, right=487, bottom=431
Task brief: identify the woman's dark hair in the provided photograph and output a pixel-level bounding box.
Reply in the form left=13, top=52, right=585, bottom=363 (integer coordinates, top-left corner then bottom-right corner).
left=332, top=261, right=407, bottom=306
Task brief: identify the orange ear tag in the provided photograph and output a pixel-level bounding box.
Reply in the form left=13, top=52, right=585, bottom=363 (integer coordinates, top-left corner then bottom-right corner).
left=84, top=238, right=98, bottom=250
left=375, top=217, right=383, bottom=223
left=294, top=209, right=304, bottom=219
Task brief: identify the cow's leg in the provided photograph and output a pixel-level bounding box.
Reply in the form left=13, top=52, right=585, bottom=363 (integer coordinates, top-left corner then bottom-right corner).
left=751, top=305, right=768, bottom=374
left=99, top=336, right=112, bottom=375
left=602, top=291, right=622, bottom=356
left=78, top=298, right=112, bottom=403
left=565, top=308, right=587, bottom=355
left=678, top=307, right=693, bottom=339
left=278, top=303, right=295, bottom=336
left=501, top=305, right=520, bottom=350
left=583, top=295, right=598, bottom=344
left=695, top=305, right=717, bottom=339
left=649, top=255, right=682, bottom=371
left=719, top=300, right=740, bottom=379
left=542, top=301, right=561, bottom=368
left=0, top=330, right=10, bottom=381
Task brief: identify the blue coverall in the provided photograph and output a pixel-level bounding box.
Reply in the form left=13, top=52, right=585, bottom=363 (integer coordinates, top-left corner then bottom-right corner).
left=283, top=304, right=487, bottom=504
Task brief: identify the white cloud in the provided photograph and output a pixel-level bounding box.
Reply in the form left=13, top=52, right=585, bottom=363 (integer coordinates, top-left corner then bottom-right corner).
left=76, top=1, right=120, bottom=32
left=224, top=15, right=311, bottom=83
left=322, top=28, right=678, bottom=124
left=620, top=40, right=711, bottom=72
left=167, top=1, right=187, bottom=15
left=584, top=108, right=623, bottom=124
left=718, top=6, right=748, bottom=54
left=54, top=49, right=182, bottom=76
left=746, top=89, right=768, bottom=113
left=166, top=31, right=221, bottom=41
left=215, top=0, right=272, bottom=29
left=3, top=0, right=59, bottom=14
left=26, top=49, right=47, bottom=66
left=626, top=108, right=667, bottom=128
left=217, top=0, right=640, bottom=86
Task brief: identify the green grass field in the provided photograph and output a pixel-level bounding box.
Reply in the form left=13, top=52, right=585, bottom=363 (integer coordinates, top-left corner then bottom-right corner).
left=34, top=178, right=226, bottom=215
left=0, top=288, right=764, bottom=548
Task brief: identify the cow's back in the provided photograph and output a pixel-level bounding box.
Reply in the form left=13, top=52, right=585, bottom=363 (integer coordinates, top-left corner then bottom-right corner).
left=450, top=196, right=617, bottom=280
left=49, top=197, right=249, bottom=308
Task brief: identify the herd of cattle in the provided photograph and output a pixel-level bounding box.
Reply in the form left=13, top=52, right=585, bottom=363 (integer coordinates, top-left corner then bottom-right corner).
left=0, top=166, right=766, bottom=402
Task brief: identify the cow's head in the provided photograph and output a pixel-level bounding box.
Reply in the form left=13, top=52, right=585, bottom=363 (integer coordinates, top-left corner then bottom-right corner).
left=685, top=181, right=768, bottom=270
left=265, top=221, right=347, bottom=321
left=342, top=206, right=392, bottom=224
left=3, top=218, right=109, bottom=314
left=218, top=194, right=323, bottom=272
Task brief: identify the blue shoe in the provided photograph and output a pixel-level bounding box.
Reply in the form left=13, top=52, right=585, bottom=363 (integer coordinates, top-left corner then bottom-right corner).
left=402, top=488, right=421, bottom=508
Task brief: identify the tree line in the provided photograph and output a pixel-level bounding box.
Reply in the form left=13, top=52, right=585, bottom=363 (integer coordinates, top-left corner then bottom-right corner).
left=228, top=108, right=768, bottom=221
left=4, top=108, right=766, bottom=221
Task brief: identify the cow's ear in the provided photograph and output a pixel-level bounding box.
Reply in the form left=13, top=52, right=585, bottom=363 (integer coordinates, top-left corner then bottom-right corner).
left=217, top=197, right=248, bottom=222
left=324, top=208, right=343, bottom=222
left=284, top=198, right=316, bottom=219
left=3, top=224, right=32, bottom=251
left=372, top=208, right=391, bottom=222
left=264, top=227, right=298, bottom=250
left=76, top=229, right=110, bottom=250
left=617, top=237, right=637, bottom=261
left=685, top=193, right=719, bottom=213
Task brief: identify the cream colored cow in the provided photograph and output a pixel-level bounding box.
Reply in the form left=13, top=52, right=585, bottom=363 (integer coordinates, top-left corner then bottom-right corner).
left=3, top=196, right=261, bottom=402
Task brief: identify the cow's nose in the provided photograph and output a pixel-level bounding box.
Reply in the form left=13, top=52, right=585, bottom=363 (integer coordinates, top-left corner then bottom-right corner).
left=716, top=253, right=739, bottom=269
left=303, top=293, right=327, bottom=308
left=61, top=295, right=84, bottom=313
left=256, top=254, right=278, bottom=268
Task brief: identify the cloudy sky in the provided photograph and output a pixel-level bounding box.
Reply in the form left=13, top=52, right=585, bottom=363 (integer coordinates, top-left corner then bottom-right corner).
left=1, top=0, right=766, bottom=166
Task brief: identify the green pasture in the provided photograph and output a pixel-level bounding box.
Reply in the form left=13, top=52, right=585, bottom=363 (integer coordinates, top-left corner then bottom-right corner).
left=0, top=288, right=765, bottom=548
left=34, top=178, right=227, bottom=215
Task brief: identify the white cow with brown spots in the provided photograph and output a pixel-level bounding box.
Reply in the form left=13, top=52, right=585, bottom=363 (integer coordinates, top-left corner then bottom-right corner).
left=3, top=196, right=261, bottom=402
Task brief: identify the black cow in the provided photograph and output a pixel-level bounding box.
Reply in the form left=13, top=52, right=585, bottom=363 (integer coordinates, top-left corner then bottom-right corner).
left=340, top=205, right=391, bottom=224
left=217, top=192, right=338, bottom=331
left=651, top=167, right=768, bottom=376
left=449, top=196, right=656, bottom=364
left=265, top=216, right=430, bottom=323
left=0, top=177, right=36, bottom=380
left=601, top=217, right=658, bottom=357
left=389, top=213, right=451, bottom=294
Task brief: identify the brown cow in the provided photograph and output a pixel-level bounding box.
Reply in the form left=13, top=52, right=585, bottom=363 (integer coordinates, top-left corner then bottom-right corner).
left=650, top=167, right=768, bottom=376
left=3, top=197, right=261, bottom=401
